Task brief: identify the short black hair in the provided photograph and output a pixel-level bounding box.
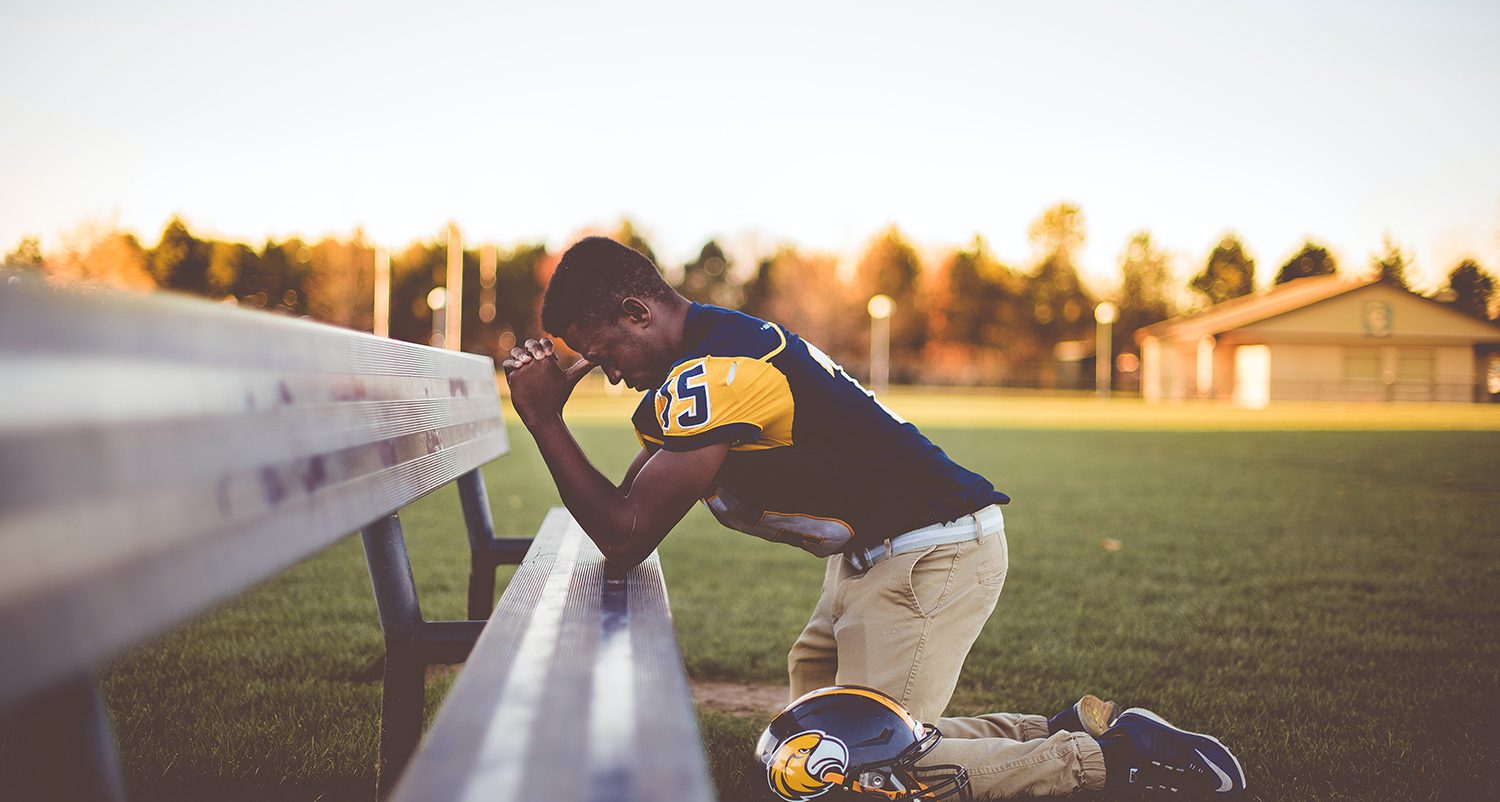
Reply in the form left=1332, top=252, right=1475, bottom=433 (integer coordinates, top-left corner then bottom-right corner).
left=541, top=236, right=674, bottom=334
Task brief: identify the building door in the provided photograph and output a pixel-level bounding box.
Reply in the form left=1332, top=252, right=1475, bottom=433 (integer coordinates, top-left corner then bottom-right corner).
left=1393, top=349, right=1435, bottom=401
left=1342, top=347, right=1383, bottom=401
left=1234, top=345, right=1270, bottom=408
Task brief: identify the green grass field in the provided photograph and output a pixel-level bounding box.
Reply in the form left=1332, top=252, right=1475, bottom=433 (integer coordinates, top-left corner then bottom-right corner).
left=18, top=390, right=1500, bottom=800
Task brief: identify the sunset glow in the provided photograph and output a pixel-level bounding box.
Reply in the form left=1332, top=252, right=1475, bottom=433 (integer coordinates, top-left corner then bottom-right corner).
left=2, top=0, right=1497, bottom=290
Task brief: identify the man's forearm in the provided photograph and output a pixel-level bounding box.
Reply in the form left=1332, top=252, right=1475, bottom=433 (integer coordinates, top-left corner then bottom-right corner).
left=524, top=413, right=636, bottom=555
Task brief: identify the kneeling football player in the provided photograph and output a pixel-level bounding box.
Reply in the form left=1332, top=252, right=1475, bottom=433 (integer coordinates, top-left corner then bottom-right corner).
left=503, top=237, right=1245, bottom=799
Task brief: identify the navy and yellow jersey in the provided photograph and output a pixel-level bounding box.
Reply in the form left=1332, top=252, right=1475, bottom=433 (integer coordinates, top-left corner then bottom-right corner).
left=631, top=303, right=1009, bottom=556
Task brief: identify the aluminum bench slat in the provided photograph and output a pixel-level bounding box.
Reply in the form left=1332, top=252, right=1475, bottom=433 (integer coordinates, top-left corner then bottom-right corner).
left=390, top=509, right=714, bottom=802
left=0, top=283, right=507, bottom=710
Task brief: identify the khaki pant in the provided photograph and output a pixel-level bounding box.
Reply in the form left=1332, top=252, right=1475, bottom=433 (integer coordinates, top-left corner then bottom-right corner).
left=787, top=509, right=1106, bottom=798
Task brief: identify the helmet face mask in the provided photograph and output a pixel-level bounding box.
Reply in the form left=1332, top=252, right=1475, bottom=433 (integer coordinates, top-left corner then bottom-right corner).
left=756, top=686, right=972, bottom=802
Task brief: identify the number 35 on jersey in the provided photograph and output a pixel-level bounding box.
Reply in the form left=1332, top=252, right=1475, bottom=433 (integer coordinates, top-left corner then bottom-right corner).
left=652, top=357, right=794, bottom=450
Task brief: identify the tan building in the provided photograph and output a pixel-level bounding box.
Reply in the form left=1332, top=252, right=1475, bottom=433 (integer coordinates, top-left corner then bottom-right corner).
left=1136, top=274, right=1500, bottom=406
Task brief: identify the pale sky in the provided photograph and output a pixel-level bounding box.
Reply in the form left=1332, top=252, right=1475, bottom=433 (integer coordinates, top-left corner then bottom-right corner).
left=3, top=0, right=1498, bottom=293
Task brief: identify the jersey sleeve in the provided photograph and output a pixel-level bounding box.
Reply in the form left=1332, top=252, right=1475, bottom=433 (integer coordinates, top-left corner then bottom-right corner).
left=654, top=356, right=793, bottom=452
left=632, top=390, right=665, bottom=449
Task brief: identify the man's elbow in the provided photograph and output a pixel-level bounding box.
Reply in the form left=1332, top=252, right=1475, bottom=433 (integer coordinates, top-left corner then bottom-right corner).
left=596, top=529, right=666, bottom=573
left=577, top=522, right=642, bottom=566
left=598, top=539, right=655, bottom=577
left=600, top=550, right=648, bottom=577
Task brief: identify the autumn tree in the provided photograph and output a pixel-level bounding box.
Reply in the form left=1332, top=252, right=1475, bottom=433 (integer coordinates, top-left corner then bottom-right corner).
left=853, top=226, right=927, bottom=356
left=305, top=234, right=375, bottom=330
left=741, top=245, right=852, bottom=355
left=210, top=241, right=256, bottom=300
left=1022, top=203, right=1095, bottom=358
left=1191, top=234, right=1256, bottom=305
left=1445, top=259, right=1496, bottom=320
left=1113, top=231, right=1177, bottom=353
left=386, top=240, right=444, bottom=344
left=150, top=218, right=215, bottom=294
left=739, top=255, right=776, bottom=321
left=1372, top=236, right=1412, bottom=289
left=614, top=219, right=658, bottom=267
left=921, top=237, right=1029, bottom=384
left=491, top=243, right=548, bottom=346
left=677, top=240, right=741, bottom=308
left=3, top=237, right=43, bottom=272
left=929, top=236, right=1022, bottom=349
left=1028, top=202, right=1086, bottom=261
left=239, top=239, right=314, bottom=316
left=1275, top=242, right=1338, bottom=284
left=46, top=224, right=155, bottom=290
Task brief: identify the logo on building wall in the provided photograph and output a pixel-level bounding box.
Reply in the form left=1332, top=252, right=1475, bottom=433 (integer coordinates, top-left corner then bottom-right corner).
left=1362, top=301, right=1393, bottom=338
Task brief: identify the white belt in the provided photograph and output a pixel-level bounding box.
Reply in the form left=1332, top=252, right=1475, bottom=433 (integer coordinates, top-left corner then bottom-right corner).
left=845, top=504, right=1005, bottom=572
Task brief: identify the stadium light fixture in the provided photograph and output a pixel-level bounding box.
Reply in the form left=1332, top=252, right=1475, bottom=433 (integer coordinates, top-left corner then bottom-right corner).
left=868, top=294, right=894, bottom=394
left=373, top=247, right=391, bottom=338
left=427, top=286, right=448, bottom=348
left=1094, top=301, right=1117, bottom=398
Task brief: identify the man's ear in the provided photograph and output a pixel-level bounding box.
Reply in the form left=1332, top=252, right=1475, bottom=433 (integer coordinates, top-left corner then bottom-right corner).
left=620, top=297, right=651, bottom=327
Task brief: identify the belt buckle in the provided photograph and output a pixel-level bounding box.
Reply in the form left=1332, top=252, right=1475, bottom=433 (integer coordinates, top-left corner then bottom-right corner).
left=847, top=546, right=877, bottom=572
left=847, top=534, right=900, bottom=572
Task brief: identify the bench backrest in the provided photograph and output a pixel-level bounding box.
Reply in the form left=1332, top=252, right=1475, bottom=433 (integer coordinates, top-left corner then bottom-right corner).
left=0, top=281, right=507, bottom=709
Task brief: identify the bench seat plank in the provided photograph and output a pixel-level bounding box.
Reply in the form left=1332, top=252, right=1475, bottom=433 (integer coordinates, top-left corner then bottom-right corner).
left=390, top=508, right=714, bottom=802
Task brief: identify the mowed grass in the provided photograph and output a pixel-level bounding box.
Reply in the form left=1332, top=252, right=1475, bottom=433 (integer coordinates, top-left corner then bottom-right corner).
left=16, top=390, right=1497, bottom=801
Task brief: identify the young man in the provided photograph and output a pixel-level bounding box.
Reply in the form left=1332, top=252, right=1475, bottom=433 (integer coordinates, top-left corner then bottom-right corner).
left=502, top=237, right=1245, bottom=799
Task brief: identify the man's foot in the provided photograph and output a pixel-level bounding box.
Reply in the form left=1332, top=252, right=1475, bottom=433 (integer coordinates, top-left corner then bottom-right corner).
left=1047, top=693, right=1120, bottom=737
left=1097, top=707, right=1246, bottom=797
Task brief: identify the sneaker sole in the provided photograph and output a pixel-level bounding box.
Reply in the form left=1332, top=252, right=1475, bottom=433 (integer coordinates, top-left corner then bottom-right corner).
left=1119, top=707, right=1247, bottom=794
left=1077, top=694, right=1119, bottom=738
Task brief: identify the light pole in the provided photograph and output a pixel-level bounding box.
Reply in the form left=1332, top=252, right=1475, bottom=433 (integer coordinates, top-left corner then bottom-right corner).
left=1094, top=301, right=1118, bottom=398
left=868, top=294, right=895, bottom=394
left=478, top=243, right=497, bottom=325
left=427, top=287, right=448, bottom=348
left=373, top=247, right=391, bottom=338
left=445, top=223, right=463, bottom=351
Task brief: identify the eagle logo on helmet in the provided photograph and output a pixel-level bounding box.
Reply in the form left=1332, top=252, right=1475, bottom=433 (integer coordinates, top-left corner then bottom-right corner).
left=757, top=686, right=971, bottom=801
left=768, top=729, right=850, bottom=801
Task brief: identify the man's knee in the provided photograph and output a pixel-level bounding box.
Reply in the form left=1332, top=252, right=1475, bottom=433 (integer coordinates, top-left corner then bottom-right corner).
left=787, top=642, right=836, bottom=698
left=787, top=643, right=833, bottom=674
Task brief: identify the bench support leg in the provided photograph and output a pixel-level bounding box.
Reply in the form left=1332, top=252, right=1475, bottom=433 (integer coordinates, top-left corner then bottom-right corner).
left=374, top=650, right=425, bottom=800
left=361, top=514, right=422, bottom=642
left=457, top=468, right=528, bottom=619
left=361, top=488, right=526, bottom=799
left=6, top=674, right=126, bottom=802
left=458, top=468, right=498, bottom=620
left=361, top=514, right=425, bottom=799
left=466, top=553, right=497, bottom=621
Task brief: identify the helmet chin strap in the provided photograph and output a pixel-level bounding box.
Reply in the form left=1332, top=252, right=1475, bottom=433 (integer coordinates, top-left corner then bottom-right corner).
left=828, top=731, right=964, bottom=800
left=844, top=772, right=927, bottom=801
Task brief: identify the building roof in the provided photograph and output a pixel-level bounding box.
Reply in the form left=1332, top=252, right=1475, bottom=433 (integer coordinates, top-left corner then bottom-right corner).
left=1134, top=274, right=1500, bottom=343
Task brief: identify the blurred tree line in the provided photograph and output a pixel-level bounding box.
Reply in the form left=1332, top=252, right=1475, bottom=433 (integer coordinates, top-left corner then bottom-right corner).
left=5, top=207, right=1496, bottom=389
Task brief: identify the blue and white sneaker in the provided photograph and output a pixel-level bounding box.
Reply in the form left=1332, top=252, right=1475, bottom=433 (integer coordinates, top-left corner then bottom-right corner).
left=1097, top=707, right=1247, bottom=797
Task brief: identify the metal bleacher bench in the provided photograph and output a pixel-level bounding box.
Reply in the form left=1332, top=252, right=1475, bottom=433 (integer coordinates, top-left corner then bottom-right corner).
left=0, top=280, right=713, bottom=802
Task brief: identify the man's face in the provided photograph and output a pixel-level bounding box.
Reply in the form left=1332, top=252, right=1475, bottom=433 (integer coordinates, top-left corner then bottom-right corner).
left=563, top=314, right=671, bottom=392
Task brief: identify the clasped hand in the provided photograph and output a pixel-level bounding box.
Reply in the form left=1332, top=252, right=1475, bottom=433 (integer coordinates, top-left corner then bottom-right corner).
left=501, top=338, right=595, bottom=425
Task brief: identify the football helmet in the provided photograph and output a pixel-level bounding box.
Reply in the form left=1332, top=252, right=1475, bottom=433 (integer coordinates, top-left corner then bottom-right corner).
left=755, top=685, right=970, bottom=801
